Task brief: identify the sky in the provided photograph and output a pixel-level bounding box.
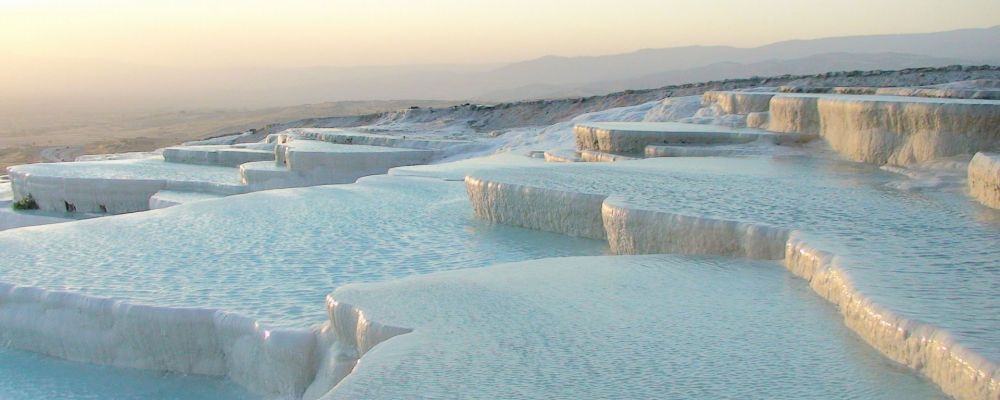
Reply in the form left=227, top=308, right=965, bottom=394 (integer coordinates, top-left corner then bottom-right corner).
left=2, top=0, right=999, bottom=68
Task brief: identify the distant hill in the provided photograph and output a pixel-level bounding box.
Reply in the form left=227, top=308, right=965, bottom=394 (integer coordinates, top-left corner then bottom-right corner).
left=492, top=26, right=1000, bottom=87
left=480, top=52, right=969, bottom=101
left=3, top=26, right=998, bottom=109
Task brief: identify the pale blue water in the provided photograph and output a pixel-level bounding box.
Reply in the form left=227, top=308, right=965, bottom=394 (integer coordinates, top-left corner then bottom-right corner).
left=0, top=348, right=255, bottom=400
left=0, top=153, right=984, bottom=398
left=0, top=175, right=606, bottom=328
left=8, top=158, right=242, bottom=184
left=331, top=255, right=947, bottom=399
left=470, top=155, right=1000, bottom=363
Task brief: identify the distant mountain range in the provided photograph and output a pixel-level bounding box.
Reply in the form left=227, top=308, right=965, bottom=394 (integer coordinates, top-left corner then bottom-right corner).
left=4, top=26, right=998, bottom=110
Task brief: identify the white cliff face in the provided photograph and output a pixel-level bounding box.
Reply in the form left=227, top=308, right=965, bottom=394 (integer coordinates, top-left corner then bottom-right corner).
left=465, top=156, right=1000, bottom=400
left=702, top=91, right=775, bottom=114
left=717, top=91, right=1000, bottom=165
left=745, top=111, right=769, bottom=129
left=602, top=197, right=788, bottom=260
left=969, top=152, right=1000, bottom=209
left=465, top=175, right=608, bottom=240
left=815, top=96, right=1000, bottom=165
left=767, top=94, right=822, bottom=134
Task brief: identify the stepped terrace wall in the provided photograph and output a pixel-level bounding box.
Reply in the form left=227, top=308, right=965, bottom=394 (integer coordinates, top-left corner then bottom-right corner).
left=465, top=157, right=1000, bottom=400
left=969, top=152, right=1000, bottom=209
left=706, top=91, right=1000, bottom=165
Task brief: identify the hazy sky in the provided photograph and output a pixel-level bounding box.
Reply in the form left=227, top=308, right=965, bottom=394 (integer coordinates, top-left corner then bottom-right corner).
left=2, top=0, right=999, bottom=68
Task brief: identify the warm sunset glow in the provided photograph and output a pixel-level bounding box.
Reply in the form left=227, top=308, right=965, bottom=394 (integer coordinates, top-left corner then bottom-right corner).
left=2, top=0, right=998, bottom=68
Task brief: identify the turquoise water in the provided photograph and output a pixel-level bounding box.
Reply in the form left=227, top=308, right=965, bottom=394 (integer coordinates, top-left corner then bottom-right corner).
left=470, top=155, right=1000, bottom=364
left=0, top=175, right=606, bottom=328
left=331, top=255, right=947, bottom=399
left=0, top=152, right=984, bottom=398
left=0, top=348, right=255, bottom=400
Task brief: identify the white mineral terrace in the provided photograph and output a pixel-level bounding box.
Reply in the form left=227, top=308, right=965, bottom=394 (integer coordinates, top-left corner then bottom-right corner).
left=6, top=132, right=463, bottom=214
left=642, top=140, right=799, bottom=158
left=578, top=149, right=638, bottom=162
left=0, top=149, right=974, bottom=399
left=162, top=144, right=275, bottom=167
left=0, top=173, right=605, bottom=398
left=969, top=152, right=1000, bottom=209
left=465, top=156, right=1000, bottom=400
left=7, top=158, right=247, bottom=214
left=3, top=83, right=1000, bottom=399
left=244, top=140, right=434, bottom=190
left=148, top=190, right=227, bottom=209
left=541, top=149, right=581, bottom=163
left=873, top=87, right=1000, bottom=100
left=284, top=128, right=473, bottom=150
left=327, top=255, right=945, bottom=399
left=573, top=121, right=811, bottom=154
left=702, top=91, right=1000, bottom=165
left=702, top=90, right=775, bottom=114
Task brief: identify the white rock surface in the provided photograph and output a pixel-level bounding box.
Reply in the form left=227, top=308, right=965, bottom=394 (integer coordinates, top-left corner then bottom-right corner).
left=969, top=152, right=1000, bottom=209
left=324, top=255, right=946, bottom=399
left=643, top=144, right=767, bottom=157
left=745, top=111, right=769, bottom=129
left=148, top=190, right=226, bottom=209
left=242, top=141, right=434, bottom=190
left=286, top=129, right=470, bottom=151
left=465, top=156, right=1000, bottom=400
left=7, top=159, right=246, bottom=214
left=578, top=149, right=638, bottom=162
left=541, top=149, right=581, bottom=163
left=0, top=172, right=603, bottom=399
left=162, top=145, right=274, bottom=167
left=574, top=121, right=808, bottom=154
left=711, top=91, right=1000, bottom=164
left=702, top=91, right=775, bottom=114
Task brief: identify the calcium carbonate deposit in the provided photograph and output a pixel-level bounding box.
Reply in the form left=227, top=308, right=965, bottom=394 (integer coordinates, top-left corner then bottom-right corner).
left=2, top=75, right=999, bottom=400
left=969, top=152, right=1000, bottom=209
left=327, top=255, right=946, bottom=399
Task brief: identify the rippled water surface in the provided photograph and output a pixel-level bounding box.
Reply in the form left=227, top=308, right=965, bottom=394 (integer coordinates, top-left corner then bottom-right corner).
left=331, top=255, right=947, bottom=399
left=472, top=155, right=1000, bottom=363
left=0, top=176, right=606, bottom=327
left=0, top=348, right=255, bottom=400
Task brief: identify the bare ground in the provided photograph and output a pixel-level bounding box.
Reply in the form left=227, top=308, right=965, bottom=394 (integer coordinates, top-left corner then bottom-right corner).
left=0, top=100, right=461, bottom=170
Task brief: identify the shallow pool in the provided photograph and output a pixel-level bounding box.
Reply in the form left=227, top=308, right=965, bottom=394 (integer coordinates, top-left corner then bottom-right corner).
left=0, top=175, right=606, bottom=328
left=330, top=255, right=947, bottom=399
left=0, top=348, right=256, bottom=400
left=469, top=155, right=1000, bottom=364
